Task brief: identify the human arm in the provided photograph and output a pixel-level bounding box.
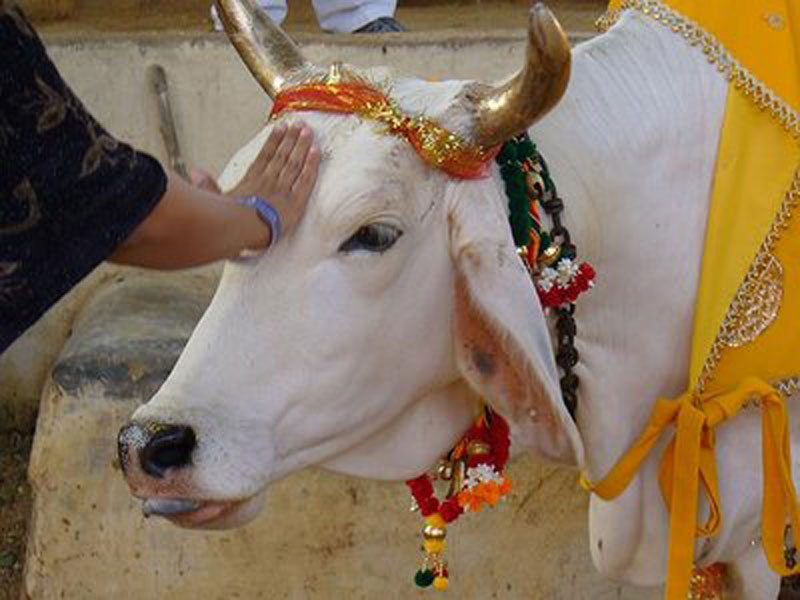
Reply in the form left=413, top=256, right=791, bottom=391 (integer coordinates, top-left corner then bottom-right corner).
left=109, top=122, right=320, bottom=269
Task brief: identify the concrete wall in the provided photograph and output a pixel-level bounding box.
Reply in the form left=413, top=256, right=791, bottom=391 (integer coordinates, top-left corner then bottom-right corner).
left=46, top=30, right=550, bottom=176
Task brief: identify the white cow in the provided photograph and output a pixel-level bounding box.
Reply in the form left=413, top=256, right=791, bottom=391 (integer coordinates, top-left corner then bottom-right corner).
left=119, top=1, right=790, bottom=597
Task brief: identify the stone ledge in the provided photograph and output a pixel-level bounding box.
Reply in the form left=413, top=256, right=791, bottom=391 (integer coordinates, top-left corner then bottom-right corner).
left=51, top=272, right=214, bottom=399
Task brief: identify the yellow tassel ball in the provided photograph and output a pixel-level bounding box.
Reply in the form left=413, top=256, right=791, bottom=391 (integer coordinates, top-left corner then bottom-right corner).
left=423, top=538, right=446, bottom=554
left=433, top=576, right=449, bottom=590
left=425, top=513, right=446, bottom=528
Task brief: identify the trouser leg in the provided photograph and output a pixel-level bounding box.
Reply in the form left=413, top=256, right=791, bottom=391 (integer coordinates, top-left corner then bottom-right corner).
left=311, top=0, right=397, bottom=32
left=255, top=0, right=288, bottom=25
left=211, top=0, right=287, bottom=29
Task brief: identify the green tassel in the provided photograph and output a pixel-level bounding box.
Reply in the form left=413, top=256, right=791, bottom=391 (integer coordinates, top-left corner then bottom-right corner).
left=538, top=231, right=552, bottom=255
left=496, top=143, right=518, bottom=164
left=517, top=138, right=537, bottom=160
left=415, top=569, right=435, bottom=588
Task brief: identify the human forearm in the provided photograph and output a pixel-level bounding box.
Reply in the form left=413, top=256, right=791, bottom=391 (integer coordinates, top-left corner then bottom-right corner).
left=109, top=171, right=268, bottom=269
left=110, top=122, right=319, bottom=269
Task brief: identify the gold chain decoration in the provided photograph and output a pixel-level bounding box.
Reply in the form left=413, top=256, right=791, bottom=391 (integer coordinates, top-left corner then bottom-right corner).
left=715, top=253, right=783, bottom=349
left=774, top=376, right=800, bottom=399
left=596, top=0, right=800, bottom=139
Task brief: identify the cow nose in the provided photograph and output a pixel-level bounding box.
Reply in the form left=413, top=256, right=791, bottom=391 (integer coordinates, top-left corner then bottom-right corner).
left=118, top=423, right=197, bottom=479
left=139, top=424, right=197, bottom=478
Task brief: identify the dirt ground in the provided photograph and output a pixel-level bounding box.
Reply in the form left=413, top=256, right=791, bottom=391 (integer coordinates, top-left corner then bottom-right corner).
left=0, top=430, right=32, bottom=600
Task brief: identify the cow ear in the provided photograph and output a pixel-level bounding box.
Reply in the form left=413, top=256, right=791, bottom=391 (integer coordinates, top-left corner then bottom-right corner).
left=447, top=181, right=584, bottom=466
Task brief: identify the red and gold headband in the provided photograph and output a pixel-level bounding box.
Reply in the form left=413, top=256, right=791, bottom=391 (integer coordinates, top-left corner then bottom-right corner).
left=270, top=81, right=500, bottom=180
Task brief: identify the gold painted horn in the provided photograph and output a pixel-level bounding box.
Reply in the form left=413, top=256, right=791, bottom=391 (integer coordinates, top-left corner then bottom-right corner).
left=215, top=0, right=311, bottom=98
left=472, top=3, right=571, bottom=147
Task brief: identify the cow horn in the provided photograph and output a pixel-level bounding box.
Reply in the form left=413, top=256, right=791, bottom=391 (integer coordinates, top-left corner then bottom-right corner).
left=215, top=0, right=310, bottom=98
left=472, top=3, right=571, bottom=147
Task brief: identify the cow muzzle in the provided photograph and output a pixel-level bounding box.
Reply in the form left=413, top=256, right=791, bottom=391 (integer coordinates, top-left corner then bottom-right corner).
left=118, top=422, right=197, bottom=479
left=117, top=421, right=265, bottom=528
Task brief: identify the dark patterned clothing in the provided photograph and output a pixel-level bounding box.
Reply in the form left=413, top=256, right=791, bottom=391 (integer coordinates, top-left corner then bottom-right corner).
left=0, top=2, right=167, bottom=353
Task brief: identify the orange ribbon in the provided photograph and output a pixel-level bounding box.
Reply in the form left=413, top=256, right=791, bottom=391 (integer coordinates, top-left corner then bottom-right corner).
left=581, top=377, right=800, bottom=599
left=271, top=82, right=499, bottom=179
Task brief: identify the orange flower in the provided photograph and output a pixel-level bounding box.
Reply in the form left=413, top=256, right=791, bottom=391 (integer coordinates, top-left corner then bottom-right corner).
left=457, top=490, right=485, bottom=512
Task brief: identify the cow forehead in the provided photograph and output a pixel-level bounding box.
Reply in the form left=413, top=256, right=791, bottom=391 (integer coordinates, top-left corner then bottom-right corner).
left=289, top=77, right=482, bottom=224
left=305, top=116, right=438, bottom=224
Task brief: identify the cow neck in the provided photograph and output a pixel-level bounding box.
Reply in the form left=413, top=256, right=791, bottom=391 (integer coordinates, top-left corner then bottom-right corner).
left=494, top=133, right=595, bottom=420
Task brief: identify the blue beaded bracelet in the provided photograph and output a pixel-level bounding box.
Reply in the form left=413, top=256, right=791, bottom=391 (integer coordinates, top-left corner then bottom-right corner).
left=236, top=195, right=282, bottom=246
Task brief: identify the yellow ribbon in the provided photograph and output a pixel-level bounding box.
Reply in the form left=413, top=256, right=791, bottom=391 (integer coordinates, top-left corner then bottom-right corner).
left=580, top=377, right=800, bottom=599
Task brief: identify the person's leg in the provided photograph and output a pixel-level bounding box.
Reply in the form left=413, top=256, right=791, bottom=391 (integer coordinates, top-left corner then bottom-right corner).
left=211, top=0, right=287, bottom=31
left=311, top=0, right=403, bottom=33
left=256, top=0, right=288, bottom=25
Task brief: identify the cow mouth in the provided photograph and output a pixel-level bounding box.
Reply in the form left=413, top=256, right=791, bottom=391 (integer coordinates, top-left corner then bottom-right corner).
left=140, top=495, right=259, bottom=528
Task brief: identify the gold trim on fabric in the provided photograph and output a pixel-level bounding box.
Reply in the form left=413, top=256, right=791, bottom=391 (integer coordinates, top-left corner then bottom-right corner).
left=774, top=376, right=800, bottom=399
left=596, top=1, right=800, bottom=139
left=696, top=171, right=800, bottom=393
left=716, top=253, right=783, bottom=349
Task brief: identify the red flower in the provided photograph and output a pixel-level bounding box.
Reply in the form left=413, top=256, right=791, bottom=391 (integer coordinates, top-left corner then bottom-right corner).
left=440, top=500, right=462, bottom=522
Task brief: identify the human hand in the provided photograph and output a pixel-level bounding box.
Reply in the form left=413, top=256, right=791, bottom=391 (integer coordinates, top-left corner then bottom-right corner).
left=228, top=121, right=321, bottom=238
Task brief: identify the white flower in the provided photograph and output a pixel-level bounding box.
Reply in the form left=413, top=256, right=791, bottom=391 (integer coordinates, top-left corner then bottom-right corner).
left=462, top=463, right=503, bottom=490
left=536, top=266, right=558, bottom=292
left=556, top=258, right=578, bottom=287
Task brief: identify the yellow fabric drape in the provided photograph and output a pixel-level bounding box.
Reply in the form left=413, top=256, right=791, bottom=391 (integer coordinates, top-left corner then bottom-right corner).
left=585, top=2, right=800, bottom=599
left=689, top=92, right=800, bottom=385
left=581, top=379, right=800, bottom=598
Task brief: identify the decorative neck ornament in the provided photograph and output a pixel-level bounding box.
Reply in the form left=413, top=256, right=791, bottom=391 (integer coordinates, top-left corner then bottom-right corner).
left=406, top=406, right=511, bottom=591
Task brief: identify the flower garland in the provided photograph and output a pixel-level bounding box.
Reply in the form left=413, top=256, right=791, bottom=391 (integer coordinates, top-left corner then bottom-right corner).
left=495, top=134, right=595, bottom=310
left=405, top=407, right=511, bottom=590
left=405, top=135, right=595, bottom=592
left=497, top=133, right=595, bottom=417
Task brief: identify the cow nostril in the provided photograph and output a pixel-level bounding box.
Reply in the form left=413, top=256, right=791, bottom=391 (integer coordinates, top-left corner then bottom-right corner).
left=139, top=424, right=197, bottom=479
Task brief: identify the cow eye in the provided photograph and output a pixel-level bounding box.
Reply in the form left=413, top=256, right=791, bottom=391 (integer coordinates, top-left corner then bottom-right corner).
left=339, top=223, right=403, bottom=254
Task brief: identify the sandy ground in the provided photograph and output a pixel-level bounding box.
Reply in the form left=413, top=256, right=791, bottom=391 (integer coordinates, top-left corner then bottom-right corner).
left=0, top=431, right=32, bottom=600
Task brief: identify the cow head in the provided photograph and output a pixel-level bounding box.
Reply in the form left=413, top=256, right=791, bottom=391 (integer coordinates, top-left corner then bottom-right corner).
left=118, top=0, right=582, bottom=529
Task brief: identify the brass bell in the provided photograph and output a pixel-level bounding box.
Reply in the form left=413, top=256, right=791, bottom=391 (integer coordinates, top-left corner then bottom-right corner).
left=437, top=461, right=454, bottom=481
left=525, top=171, right=544, bottom=196
left=423, top=525, right=447, bottom=540
left=540, top=244, right=561, bottom=267
left=466, top=441, right=491, bottom=457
